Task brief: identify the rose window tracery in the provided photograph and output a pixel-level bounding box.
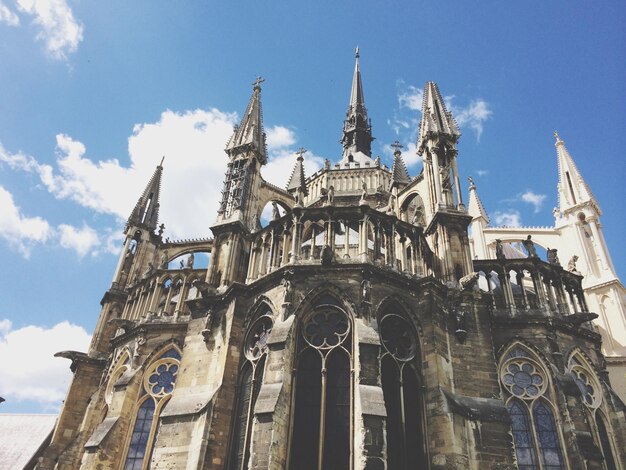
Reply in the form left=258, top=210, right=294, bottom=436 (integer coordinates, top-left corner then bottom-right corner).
left=145, top=360, right=179, bottom=397
left=303, top=310, right=350, bottom=348
left=568, top=357, right=600, bottom=408
left=245, top=315, right=273, bottom=361
left=380, top=314, right=417, bottom=361
left=502, top=360, right=545, bottom=399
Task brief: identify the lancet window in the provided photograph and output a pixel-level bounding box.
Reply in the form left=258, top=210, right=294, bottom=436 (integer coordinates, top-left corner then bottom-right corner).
left=500, top=346, right=566, bottom=470
left=228, top=312, right=273, bottom=470
left=567, top=354, right=617, bottom=470
left=123, top=347, right=182, bottom=470
left=379, top=312, right=427, bottom=469
left=289, top=304, right=352, bottom=470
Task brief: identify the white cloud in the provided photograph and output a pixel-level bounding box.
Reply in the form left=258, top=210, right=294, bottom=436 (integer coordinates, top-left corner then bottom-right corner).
left=520, top=190, right=546, bottom=213
left=476, top=169, right=489, bottom=177
left=2, top=107, right=327, bottom=242
left=0, top=2, right=20, bottom=25
left=398, top=84, right=423, bottom=111
left=0, top=185, right=53, bottom=257
left=58, top=223, right=99, bottom=257
left=266, top=125, right=296, bottom=149
left=0, top=319, right=91, bottom=407
left=493, top=210, right=522, bottom=227
left=445, top=96, right=492, bottom=141
left=16, top=0, right=83, bottom=60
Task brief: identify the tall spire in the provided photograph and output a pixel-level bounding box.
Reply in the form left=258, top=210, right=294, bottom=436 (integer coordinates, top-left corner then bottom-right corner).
left=417, top=81, right=460, bottom=155
left=225, top=77, right=267, bottom=163
left=287, top=147, right=308, bottom=196
left=341, top=48, right=374, bottom=164
left=127, top=159, right=163, bottom=231
left=467, top=176, right=489, bottom=223
left=554, top=131, right=598, bottom=214
left=388, top=141, right=411, bottom=190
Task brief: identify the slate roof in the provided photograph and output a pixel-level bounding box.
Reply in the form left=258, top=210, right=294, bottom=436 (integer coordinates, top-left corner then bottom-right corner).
left=0, top=414, right=57, bottom=470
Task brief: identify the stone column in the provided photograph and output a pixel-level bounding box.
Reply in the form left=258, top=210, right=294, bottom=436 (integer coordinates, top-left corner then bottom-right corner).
left=343, top=220, right=350, bottom=258
left=451, top=155, right=464, bottom=209
left=516, top=271, right=529, bottom=309
left=429, top=146, right=444, bottom=208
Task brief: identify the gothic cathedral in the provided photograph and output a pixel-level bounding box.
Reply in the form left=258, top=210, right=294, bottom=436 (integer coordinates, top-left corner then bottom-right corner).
left=37, top=51, right=626, bottom=470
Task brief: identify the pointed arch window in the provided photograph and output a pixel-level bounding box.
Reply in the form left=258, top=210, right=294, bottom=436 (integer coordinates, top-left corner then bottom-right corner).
left=379, top=313, right=427, bottom=469
left=228, top=313, right=273, bottom=470
left=500, top=346, right=566, bottom=470
left=290, top=306, right=352, bottom=470
left=567, top=354, right=617, bottom=470
left=123, top=347, right=181, bottom=470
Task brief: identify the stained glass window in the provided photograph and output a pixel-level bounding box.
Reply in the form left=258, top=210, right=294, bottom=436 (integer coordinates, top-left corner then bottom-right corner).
left=507, top=399, right=538, bottom=470
left=123, top=346, right=181, bottom=470
left=533, top=401, right=565, bottom=470
left=380, top=313, right=426, bottom=469
left=597, top=415, right=617, bottom=470
left=228, top=315, right=271, bottom=470
left=290, top=307, right=351, bottom=469
left=124, top=398, right=155, bottom=470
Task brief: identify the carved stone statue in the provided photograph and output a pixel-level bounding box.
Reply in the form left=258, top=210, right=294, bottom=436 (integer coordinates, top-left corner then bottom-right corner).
left=360, top=180, right=367, bottom=201
left=295, top=187, right=303, bottom=207
left=495, top=239, right=506, bottom=260
left=132, top=336, right=146, bottom=366
left=547, top=248, right=560, bottom=266
left=160, top=250, right=169, bottom=269
left=361, top=278, right=371, bottom=303
left=320, top=245, right=333, bottom=266
left=411, top=206, right=424, bottom=226
left=143, top=262, right=154, bottom=279
left=271, top=201, right=280, bottom=220
left=327, top=185, right=335, bottom=206
left=186, top=252, right=195, bottom=269
left=567, top=255, right=580, bottom=274
left=281, top=277, right=293, bottom=303
left=522, top=235, right=537, bottom=258
left=324, top=159, right=331, bottom=170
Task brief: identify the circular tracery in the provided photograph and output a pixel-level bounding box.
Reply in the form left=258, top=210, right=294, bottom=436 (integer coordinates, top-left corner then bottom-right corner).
left=380, top=314, right=417, bottom=361
left=245, top=315, right=273, bottom=361
left=570, top=366, right=599, bottom=408
left=501, top=359, right=546, bottom=399
left=144, top=359, right=179, bottom=397
left=303, top=309, right=350, bottom=349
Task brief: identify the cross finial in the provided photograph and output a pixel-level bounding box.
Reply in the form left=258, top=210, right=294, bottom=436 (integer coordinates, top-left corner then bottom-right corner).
left=554, top=130, right=560, bottom=140
left=296, top=147, right=307, bottom=161
left=468, top=176, right=475, bottom=188
left=159, top=156, right=165, bottom=167
left=253, top=76, right=265, bottom=89
left=355, top=46, right=359, bottom=59
left=391, top=140, right=403, bottom=154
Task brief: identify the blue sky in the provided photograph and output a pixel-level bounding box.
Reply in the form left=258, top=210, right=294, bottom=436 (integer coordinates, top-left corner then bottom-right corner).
left=0, top=2, right=624, bottom=413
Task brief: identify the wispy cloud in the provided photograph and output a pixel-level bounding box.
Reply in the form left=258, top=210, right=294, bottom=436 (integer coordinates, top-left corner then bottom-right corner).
left=520, top=190, right=546, bottom=213
left=444, top=96, right=492, bottom=141
left=476, top=169, right=489, bottom=177
left=0, top=1, right=19, bottom=25
left=16, top=0, right=83, bottom=60
left=493, top=210, right=522, bottom=227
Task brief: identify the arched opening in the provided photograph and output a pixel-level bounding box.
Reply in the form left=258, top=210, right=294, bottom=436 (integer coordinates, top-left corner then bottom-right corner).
left=379, top=312, right=427, bottom=469
left=228, top=314, right=272, bottom=470
left=289, top=305, right=352, bottom=470
left=259, top=200, right=289, bottom=228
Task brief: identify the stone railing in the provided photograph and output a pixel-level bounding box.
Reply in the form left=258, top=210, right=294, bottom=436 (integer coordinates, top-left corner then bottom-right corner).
left=473, top=258, right=587, bottom=316
left=245, top=205, right=435, bottom=282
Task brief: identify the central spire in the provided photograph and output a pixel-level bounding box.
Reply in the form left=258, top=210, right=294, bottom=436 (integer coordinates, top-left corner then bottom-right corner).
left=341, top=48, right=374, bottom=164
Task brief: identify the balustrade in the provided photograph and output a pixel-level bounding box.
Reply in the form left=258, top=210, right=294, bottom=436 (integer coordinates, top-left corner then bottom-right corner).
left=473, top=258, right=587, bottom=317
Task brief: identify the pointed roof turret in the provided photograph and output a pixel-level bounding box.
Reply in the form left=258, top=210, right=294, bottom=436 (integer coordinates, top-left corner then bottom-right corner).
left=225, top=77, right=267, bottom=163
left=127, top=158, right=163, bottom=231
left=467, top=176, right=489, bottom=223
left=554, top=131, right=598, bottom=214
left=286, top=147, right=308, bottom=196
left=341, top=48, right=374, bottom=164
left=388, top=141, right=411, bottom=190
left=417, top=82, right=460, bottom=155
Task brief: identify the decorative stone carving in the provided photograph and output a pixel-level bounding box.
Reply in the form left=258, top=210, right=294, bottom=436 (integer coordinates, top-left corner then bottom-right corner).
left=186, top=252, right=194, bottom=269
left=460, top=272, right=479, bottom=291
left=271, top=201, right=280, bottom=221
left=567, top=255, right=580, bottom=274
left=495, top=239, right=505, bottom=260
left=522, top=235, right=537, bottom=258
left=547, top=248, right=560, bottom=266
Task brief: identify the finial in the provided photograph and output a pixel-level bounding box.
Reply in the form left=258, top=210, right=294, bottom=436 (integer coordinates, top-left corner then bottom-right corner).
left=253, top=76, right=265, bottom=90
left=355, top=46, right=359, bottom=59
left=554, top=130, right=564, bottom=145
left=468, top=176, right=475, bottom=189
left=391, top=140, right=403, bottom=155
left=159, top=156, right=165, bottom=167
left=296, top=147, right=307, bottom=161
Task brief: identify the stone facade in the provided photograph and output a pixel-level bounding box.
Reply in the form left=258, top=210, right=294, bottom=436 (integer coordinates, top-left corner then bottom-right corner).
left=38, top=53, right=625, bottom=470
